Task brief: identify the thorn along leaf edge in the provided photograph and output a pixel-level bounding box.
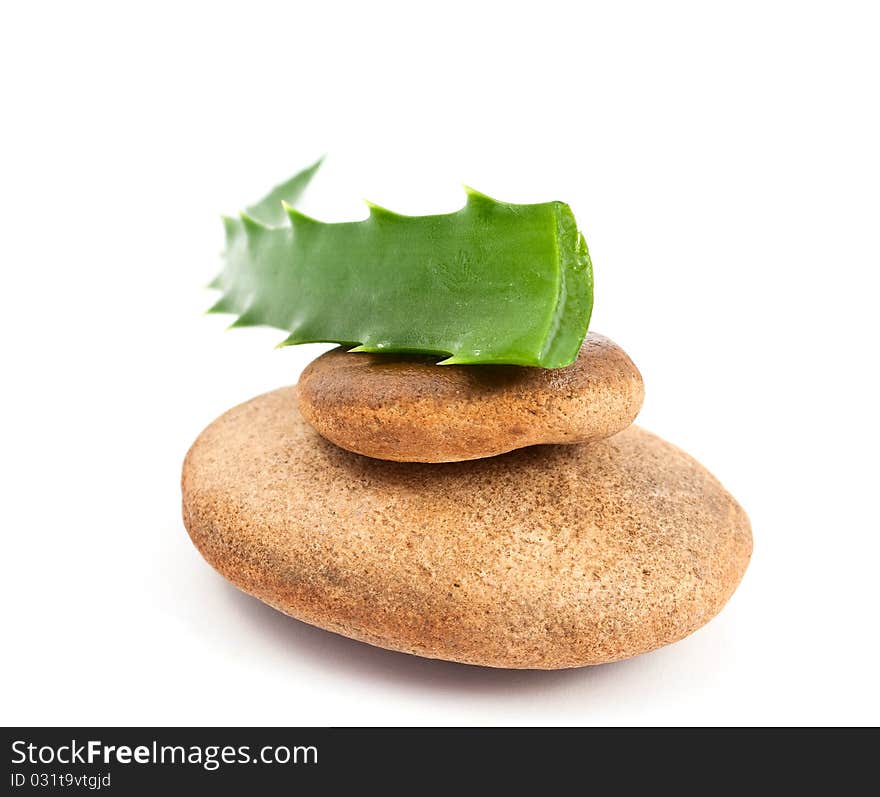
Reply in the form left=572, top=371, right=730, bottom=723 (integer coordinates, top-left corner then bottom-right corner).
left=208, top=159, right=594, bottom=367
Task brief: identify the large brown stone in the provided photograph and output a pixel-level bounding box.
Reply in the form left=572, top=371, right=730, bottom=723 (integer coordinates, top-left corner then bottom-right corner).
left=182, top=388, right=752, bottom=669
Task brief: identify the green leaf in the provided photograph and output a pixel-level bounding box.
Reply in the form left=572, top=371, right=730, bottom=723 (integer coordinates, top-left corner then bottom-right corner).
left=209, top=162, right=593, bottom=367
left=243, top=156, right=324, bottom=226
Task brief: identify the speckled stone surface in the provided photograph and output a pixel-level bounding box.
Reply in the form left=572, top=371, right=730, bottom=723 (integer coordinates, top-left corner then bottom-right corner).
left=182, top=388, right=752, bottom=669
left=297, top=332, right=644, bottom=462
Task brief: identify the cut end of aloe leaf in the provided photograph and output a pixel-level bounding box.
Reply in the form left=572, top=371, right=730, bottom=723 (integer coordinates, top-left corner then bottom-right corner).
left=209, top=161, right=594, bottom=368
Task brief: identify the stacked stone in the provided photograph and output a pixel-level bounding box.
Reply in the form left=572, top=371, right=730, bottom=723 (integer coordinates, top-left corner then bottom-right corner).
left=182, top=333, right=751, bottom=668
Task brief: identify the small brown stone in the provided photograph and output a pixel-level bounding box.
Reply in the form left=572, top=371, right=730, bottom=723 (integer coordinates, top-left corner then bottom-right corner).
left=182, top=388, right=752, bottom=669
left=297, top=332, right=645, bottom=462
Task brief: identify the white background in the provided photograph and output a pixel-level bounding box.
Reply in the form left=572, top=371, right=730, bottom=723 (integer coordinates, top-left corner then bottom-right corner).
left=2, top=1, right=878, bottom=726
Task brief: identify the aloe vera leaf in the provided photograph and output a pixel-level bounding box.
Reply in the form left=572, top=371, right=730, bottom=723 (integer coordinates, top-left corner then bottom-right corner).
left=244, top=156, right=323, bottom=226
left=209, top=166, right=593, bottom=367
